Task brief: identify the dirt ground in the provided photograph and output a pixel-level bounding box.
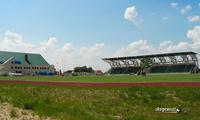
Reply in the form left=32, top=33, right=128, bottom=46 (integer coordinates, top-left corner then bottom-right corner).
left=0, top=103, right=54, bottom=120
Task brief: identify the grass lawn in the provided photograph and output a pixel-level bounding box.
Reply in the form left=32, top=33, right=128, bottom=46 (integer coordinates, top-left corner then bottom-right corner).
left=0, top=74, right=200, bottom=82
left=0, top=84, right=199, bottom=120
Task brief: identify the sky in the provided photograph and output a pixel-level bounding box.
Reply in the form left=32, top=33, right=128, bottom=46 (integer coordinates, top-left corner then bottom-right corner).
left=0, top=0, right=200, bottom=71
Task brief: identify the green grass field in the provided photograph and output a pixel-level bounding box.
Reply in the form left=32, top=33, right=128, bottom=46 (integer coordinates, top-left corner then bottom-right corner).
left=0, top=84, right=200, bottom=120
left=0, top=74, right=200, bottom=82
left=0, top=74, right=200, bottom=120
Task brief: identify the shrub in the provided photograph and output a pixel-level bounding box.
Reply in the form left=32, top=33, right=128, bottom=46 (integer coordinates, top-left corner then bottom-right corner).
left=45, top=97, right=51, bottom=105
left=23, top=103, right=34, bottom=110
left=10, top=109, right=18, bottom=118
left=0, top=95, right=9, bottom=103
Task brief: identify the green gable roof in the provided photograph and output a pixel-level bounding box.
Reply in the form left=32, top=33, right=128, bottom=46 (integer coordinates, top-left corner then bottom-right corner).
left=0, top=51, right=49, bottom=65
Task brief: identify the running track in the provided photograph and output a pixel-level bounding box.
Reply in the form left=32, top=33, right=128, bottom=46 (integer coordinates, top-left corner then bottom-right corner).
left=0, top=80, right=200, bottom=87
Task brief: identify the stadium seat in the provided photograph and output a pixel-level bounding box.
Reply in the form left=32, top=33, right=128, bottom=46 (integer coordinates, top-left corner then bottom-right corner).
left=150, top=64, right=194, bottom=73
left=108, top=66, right=141, bottom=74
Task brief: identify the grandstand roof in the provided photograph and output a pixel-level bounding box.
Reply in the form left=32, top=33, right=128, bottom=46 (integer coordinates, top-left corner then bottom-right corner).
left=0, top=51, right=49, bottom=65
left=103, top=51, right=197, bottom=60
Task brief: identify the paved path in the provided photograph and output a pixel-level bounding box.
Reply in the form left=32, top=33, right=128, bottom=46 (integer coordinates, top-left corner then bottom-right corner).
left=0, top=80, right=200, bottom=87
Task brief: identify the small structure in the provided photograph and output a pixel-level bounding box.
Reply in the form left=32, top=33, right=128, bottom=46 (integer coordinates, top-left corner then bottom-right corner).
left=94, top=70, right=103, bottom=76
left=63, top=70, right=73, bottom=76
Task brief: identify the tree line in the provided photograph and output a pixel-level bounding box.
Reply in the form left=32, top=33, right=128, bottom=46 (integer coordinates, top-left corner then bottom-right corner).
left=74, top=66, right=94, bottom=73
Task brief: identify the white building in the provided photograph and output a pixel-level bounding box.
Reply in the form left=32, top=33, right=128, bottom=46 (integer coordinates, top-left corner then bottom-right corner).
left=0, top=51, right=55, bottom=75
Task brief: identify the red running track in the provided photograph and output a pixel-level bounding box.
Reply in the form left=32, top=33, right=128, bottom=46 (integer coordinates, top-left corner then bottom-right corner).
left=0, top=80, right=200, bottom=87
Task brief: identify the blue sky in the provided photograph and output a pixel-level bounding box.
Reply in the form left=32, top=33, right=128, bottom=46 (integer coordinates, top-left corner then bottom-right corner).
left=0, top=0, right=200, bottom=70
left=0, top=1, right=198, bottom=45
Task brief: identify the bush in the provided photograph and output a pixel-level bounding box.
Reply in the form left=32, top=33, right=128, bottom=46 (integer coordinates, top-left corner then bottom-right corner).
left=23, top=103, right=34, bottom=110
left=10, top=109, right=17, bottom=118
left=45, top=97, right=51, bottom=105
left=0, top=95, right=9, bottom=103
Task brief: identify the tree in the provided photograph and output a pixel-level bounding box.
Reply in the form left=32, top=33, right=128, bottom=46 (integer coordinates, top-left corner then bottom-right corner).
left=74, top=66, right=94, bottom=73
left=88, top=67, right=94, bottom=73
left=82, top=66, right=87, bottom=72
left=140, top=58, right=153, bottom=74
left=140, top=58, right=153, bottom=68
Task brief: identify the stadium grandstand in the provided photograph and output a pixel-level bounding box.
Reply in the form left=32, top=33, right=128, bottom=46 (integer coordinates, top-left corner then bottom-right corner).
left=0, top=51, right=55, bottom=76
left=103, top=51, right=199, bottom=75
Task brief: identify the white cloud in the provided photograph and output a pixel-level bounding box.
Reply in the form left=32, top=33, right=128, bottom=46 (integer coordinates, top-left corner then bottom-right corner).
left=113, top=40, right=193, bottom=57
left=113, top=40, right=155, bottom=57
left=124, top=6, right=142, bottom=27
left=177, top=42, right=191, bottom=50
left=114, top=26, right=200, bottom=57
left=61, top=43, right=74, bottom=53
left=187, top=26, right=200, bottom=43
left=187, top=26, right=200, bottom=49
left=170, top=3, right=179, bottom=8
left=40, top=37, right=58, bottom=52
left=1, top=31, right=35, bottom=52
left=1, top=26, right=200, bottom=72
left=187, top=15, right=200, bottom=22
left=180, top=4, right=192, bottom=15
left=78, top=43, right=106, bottom=70
left=158, top=41, right=191, bottom=53
left=0, top=31, right=108, bottom=72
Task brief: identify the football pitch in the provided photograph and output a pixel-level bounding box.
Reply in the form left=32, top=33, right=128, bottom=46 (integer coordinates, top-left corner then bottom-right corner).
left=0, top=74, right=200, bottom=83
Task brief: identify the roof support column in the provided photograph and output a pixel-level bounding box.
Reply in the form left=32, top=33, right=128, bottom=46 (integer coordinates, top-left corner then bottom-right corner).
left=158, top=57, right=166, bottom=64
left=169, top=56, right=177, bottom=64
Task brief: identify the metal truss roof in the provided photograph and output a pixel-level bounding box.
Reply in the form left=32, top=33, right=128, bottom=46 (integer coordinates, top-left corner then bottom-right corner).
left=102, top=51, right=196, bottom=60
left=102, top=51, right=198, bottom=68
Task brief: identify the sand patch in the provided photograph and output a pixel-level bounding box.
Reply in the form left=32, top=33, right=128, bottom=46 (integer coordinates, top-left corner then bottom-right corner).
left=0, top=103, right=55, bottom=120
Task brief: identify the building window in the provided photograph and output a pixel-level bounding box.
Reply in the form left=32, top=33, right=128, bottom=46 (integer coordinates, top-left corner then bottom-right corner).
left=14, top=61, right=22, bottom=64
left=11, top=66, right=13, bottom=69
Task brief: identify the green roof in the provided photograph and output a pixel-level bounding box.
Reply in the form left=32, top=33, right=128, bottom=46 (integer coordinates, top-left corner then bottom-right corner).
left=0, top=51, right=49, bottom=65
